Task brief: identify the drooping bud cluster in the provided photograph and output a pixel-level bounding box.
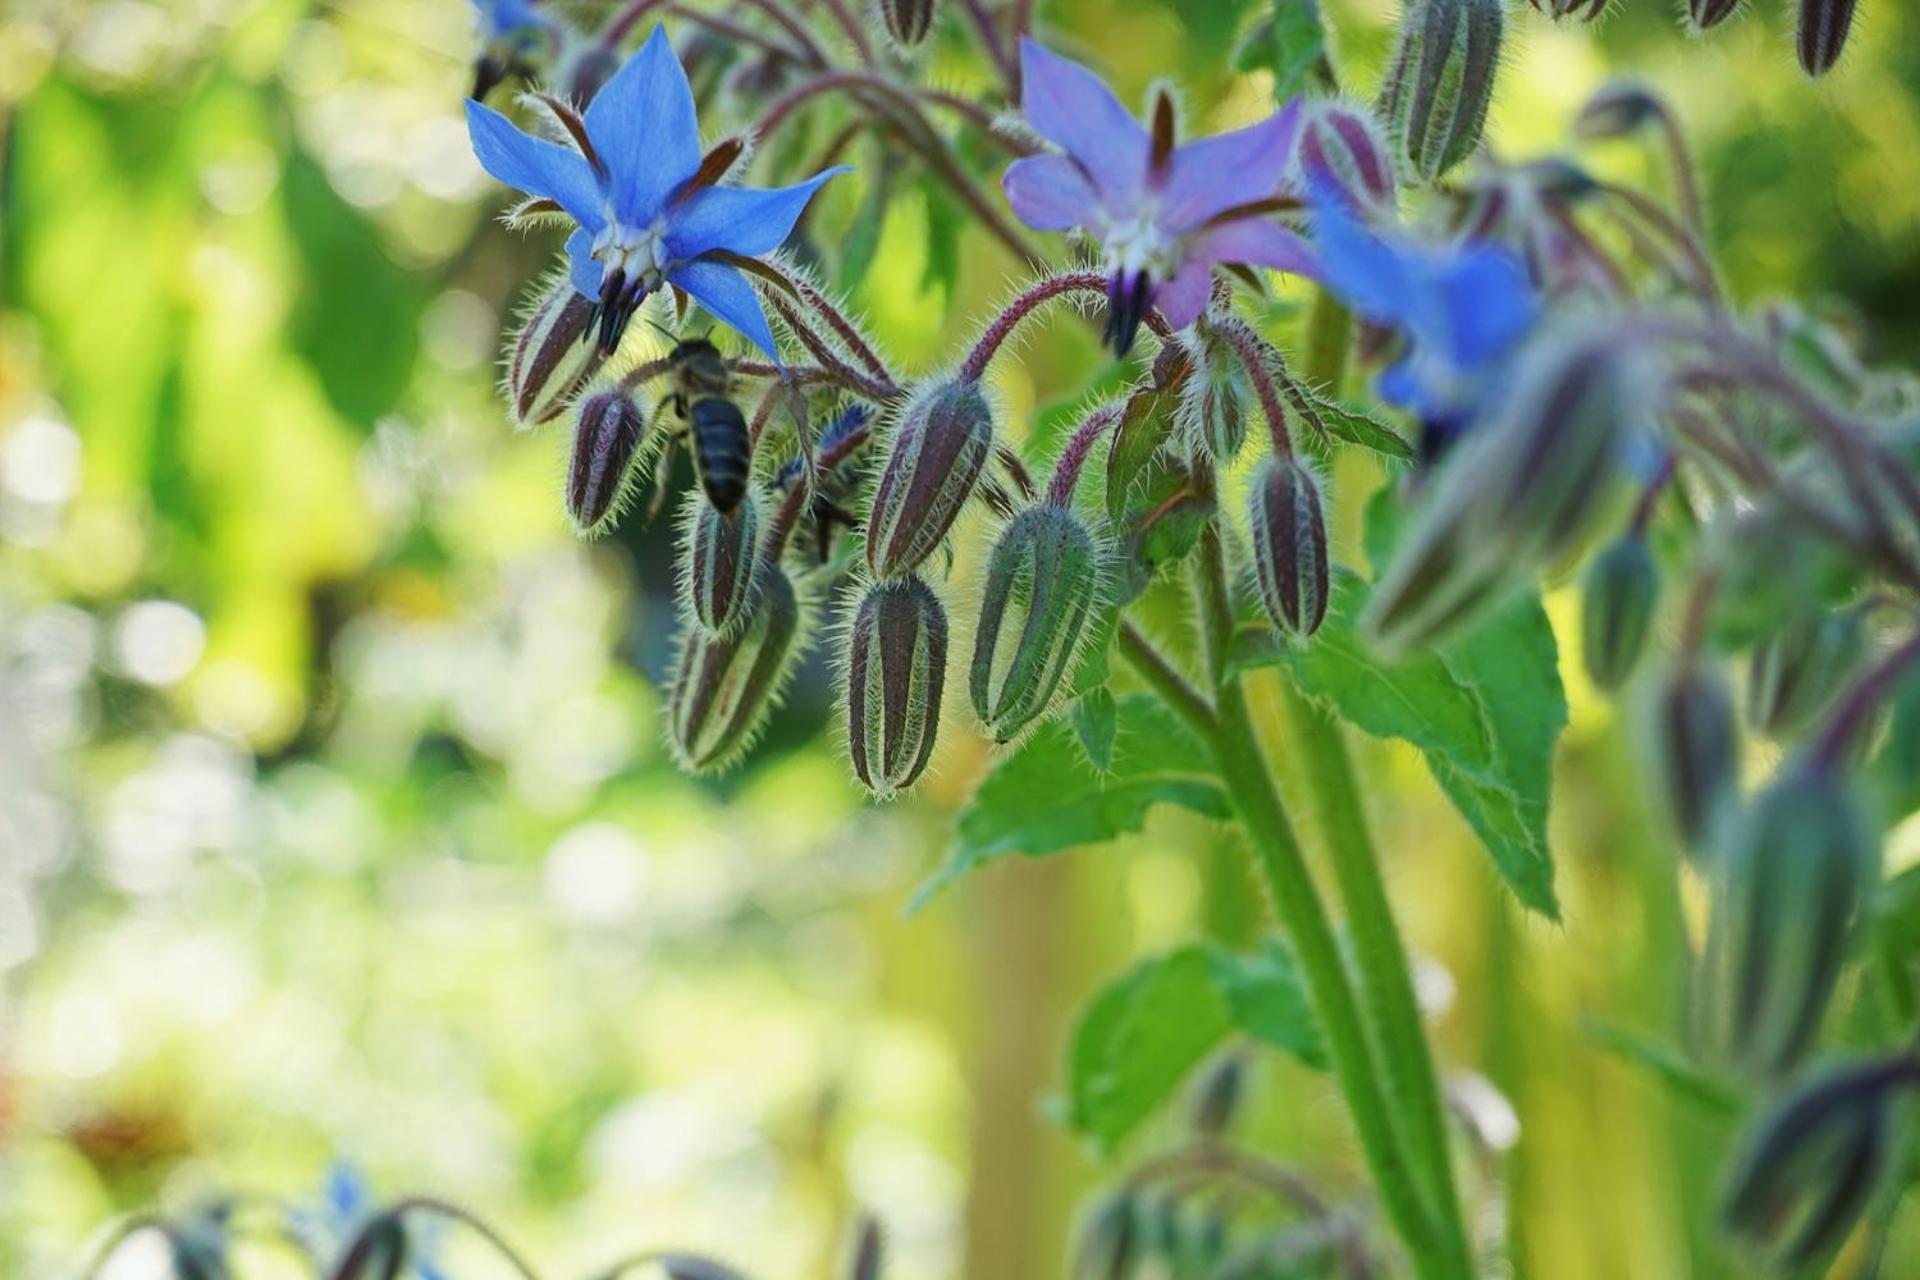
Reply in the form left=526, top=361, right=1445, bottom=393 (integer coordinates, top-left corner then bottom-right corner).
left=971, top=505, right=1105, bottom=743
left=1296, top=101, right=1398, bottom=217
left=567, top=389, right=650, bottom=533
left=507, top=279, right=608, bottom=427
left=1247, top=456, right=1330, bottom=638
left=1377, top=0, right=1503, bottom=183
left=1695, top=762, right=1878, bottom=1078
left=1581, top=535, right=1658, bottom=691
left=845, top=575, right=950, bottom=798
left=680, top=492, right=764, bottom=637
left=667, top=566, right=804, bottom=772
left=865, top=380, right=996, bottom=579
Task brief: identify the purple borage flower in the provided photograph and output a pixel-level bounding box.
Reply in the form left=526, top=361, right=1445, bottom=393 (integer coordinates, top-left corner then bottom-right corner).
left=1307, top=180, right=1537, bottom=463
left=466, top=26, right=848, bottom=360
left=1002, top=39, right=1317, bottom=355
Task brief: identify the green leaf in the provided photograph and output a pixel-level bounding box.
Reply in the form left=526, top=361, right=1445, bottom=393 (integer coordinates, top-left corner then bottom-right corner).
left=913, top=695, right=1228, bottom=910
left=919, top=180, right=963, bottom=303
left=1066, top=942, right=1324, bottom=1150
left=1233, top=0, right=1330, bottom=103
left=1072, top=686, right=1119, bottom=772
left=1299, top=393, right=1414, bottom=462
left=1583, top=1020, right=1744, bottom=1119
left=1231, top=489, right=1568, bottom=917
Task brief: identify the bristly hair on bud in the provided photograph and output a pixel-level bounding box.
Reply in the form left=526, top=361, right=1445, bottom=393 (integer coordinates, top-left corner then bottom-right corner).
left=667, top=566, right=807, bottom=773
left=1721, top=1055, right=1920, bottom=1271
left=1798, top=0, right=1858, bottom=74
left=1296, top=100, right=1398, bottom=218
left=1647, top=658, right=1740, bottom=857
left=678, top=491, right=764, bottom=638
left=881, top=0, right=937, bottom=48
left=1695, top=762, right=1879, bottom=1079
left=844, top=574, right=950, bottom=799
left=970, top=506, right=1107, bottom=743
left=865, top=379, right=996, bottom=579
left=567, top=388, right=651, bottom=535
left=1377, top=0, right=1504, bottom=183
left=1247, top=455, right=1331, bottom=639
left=506, top=274, right=608, bottom=428
left=1581, top=534, right=1658, bottom=691
left=1178, top=330, right=1249, bottom=463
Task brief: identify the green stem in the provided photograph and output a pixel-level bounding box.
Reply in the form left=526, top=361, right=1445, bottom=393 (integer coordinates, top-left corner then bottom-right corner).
left=1187, top=529, right=1450, bottom=1275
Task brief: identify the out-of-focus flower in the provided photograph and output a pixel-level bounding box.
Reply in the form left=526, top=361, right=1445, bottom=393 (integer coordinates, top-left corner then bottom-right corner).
left=1309, top=182, right=1536, bottom=461
left=1002, top=38, right=1315, bottom=354
left=466, top=27, right=848, bottom=358
left=471, top=0, right=557, bottom=100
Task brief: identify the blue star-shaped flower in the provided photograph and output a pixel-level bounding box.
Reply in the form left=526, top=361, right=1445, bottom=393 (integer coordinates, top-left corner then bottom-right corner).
left=465, top=26, right=847, bottom=359
left=1002, top=38, right=1317, bottom=354
left=1309, top=179, right=1537, bottom=460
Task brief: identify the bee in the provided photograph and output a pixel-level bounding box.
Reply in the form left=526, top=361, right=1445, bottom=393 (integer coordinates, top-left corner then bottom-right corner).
left=657, top=337, right=751, bottom=517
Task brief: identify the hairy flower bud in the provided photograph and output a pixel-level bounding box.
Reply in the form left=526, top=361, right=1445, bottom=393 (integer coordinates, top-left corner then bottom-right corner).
left=1575, top=80, right=1665, bottom=139
left=1248, top=457, right=1331, bottom=639
left=667, top=567, right=802, bottom=772
left=1799, top=0, right=1858, bottom=76
left=1581, top=535, right=1657, bottom=691
left=970, top=506, right=1104, bottom=742
left=1747, top=609, right=1864, bottom=738
left=508, top=281, right=608, bottom=427
left=567, top=389, right=649, bottom=533
left=882, top=0, right=937, bottom=47
left=333, top=1214, right=408, bottom=1280
left=1650, top=661, right=1740, bottom=855
left=1696, top=765, right=1878, bottom=1078
left=1189, top=1052, right=1248, bottom=1140
left=1182, top=337, right=1248, bottom=462
left=866, top=381, right=995, bottom=579
left=1528, top=0, right=1607, bottom=22
left=680, top=492, right=763, bottom=637
left=1297, top=101, right=1397, bottom=217
left=1722, top=1056, right=1919, bottom=1270
left=1687, top=0, right=1741, bottom=31
left=845, top=575, right=950, bottom=798
left=1378, top=0, right=1503, bottom=182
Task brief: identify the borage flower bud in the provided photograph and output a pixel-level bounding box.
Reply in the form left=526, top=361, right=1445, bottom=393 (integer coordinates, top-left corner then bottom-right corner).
left=970, top=506, right=1104, bottom=742
left=1799, top=0, right=1858, bottom=75
left=1696, top=764, right=1878, bottom=1078
left=1075, top=1193, right=1140, bottom=1280
left=1189, top=1052, right=1248, bottom=1140
left=882, top=0, right=937, bottom=47
left=1747, top=608, right=1863, bottom=738
left=1650, top=661, right=1739, bottom=855
left=1247, top=456, right=1331, bottom=638
left=1529, top=0, right=1607, bottom=23
left=845, top=575, right=950, bottom=799
left=1297, top=101, right=1397, bottom=217
left=1378, top=0, right=1503, bottom=183
left=865, top=380, right=995, bottom=579
left=567, top=389, right=649, bottom=533
left=1181, top=335, right=1248, bottom=462
left=333, top=1213, right=408, bottom=1280
left=1687, top=0, right=1740, bottom=31
left=507, top=280, right=607, bottom=428
left=667, top=567, right=803, bottom=773
left=1581, top=535, right=1657, bottom=691
left=1721, top=1056, right=1920, bottom=1270
left=680, top=492, right=763, bottom=637
left=1575, top=81, right=1666, bottom=140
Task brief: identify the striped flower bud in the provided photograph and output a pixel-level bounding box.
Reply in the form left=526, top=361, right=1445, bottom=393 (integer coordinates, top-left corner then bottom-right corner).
left=882, top=0, right=937, bottom=47
left=1581, top=535, right=1657, bottom=691
left=1378, top=0, right=1503, bottom=183
left=1799, top=0, right=1858, bottom=74
left=1747, top=609, right=1864, bottom=738
left=1248, top=456, right=1331, bottom=639
left=1529, top=0, right=1607, bottom=22
left=679, top=492, right=763, bottom=637
left=1182, top=337, right=1248, bottom=462
left=1687, top=0, right=1741, bottom=31
left=1696, top=764, right=1878, bottom=1078
left=1722, top=1056, right=1920, bottom=1270
left=1297, top=101, right=1397, bottom=217
left=845, top=575, right=949, bottom=798
left=1651, top=661, right=1740, bottom=855
left=865, top=380, right=995, bottom=579
left=567, top=389, right=649, bottom=533
left=667, top=567, right=803, bottom=773
left=970, top=506, right=1104, bottom=742
left=507, top=280, right=607, bottom=427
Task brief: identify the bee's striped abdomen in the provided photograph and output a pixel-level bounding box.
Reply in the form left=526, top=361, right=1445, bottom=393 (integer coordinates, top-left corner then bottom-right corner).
left=689, top=397, right=750, bottom=514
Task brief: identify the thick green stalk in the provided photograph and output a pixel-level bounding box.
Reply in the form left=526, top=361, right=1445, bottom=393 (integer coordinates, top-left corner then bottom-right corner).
left=1289, top=289, right=1475, bottom=1269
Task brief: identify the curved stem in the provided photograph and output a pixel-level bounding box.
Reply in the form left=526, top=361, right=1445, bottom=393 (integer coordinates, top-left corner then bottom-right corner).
left=1045, top=402, right=1123, bottom=505
left=390, top=1196, right=546, bottom=1280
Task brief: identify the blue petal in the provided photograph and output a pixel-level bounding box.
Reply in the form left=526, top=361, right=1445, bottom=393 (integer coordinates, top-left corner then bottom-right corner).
left=326, top=1163, right=367, bottom=1221
left=1017, top=38, right=1147, bottom=209
left=1307, top=179, right=1418, bottom=326
left=1159, top=102, right=1302, bottom=231
left=585, top=26, right=701, bottom=225
left=668, top=259, right=779, bottom=362
left=565, top=225, right=603, bottom=297
left=666, top=166, right=850, bottom=262
left=1002, top=154, right=1097, bottom=232
left=466, top=99, right=602, bottom=227
left=1435, top=245, right=1536, bottom=372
